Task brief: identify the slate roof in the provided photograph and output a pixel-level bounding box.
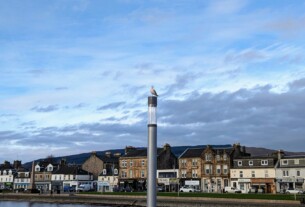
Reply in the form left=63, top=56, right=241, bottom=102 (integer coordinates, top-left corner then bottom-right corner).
left=96, top=155, right=119, bottom=163
left=122, top=148, right=165, bottom=158
left=282, top=155, right=305, bottom=159
left=53, top=166, right=91, bottom=175
left=179, top=148, right=204, bottom=158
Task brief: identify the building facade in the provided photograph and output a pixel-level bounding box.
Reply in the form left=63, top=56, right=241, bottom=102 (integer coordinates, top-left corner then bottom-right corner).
left=231, top=156, right=277, bottom=193
left=275, top=154, right=305, bottom=193
left=119, top=144, right=177, bottom=192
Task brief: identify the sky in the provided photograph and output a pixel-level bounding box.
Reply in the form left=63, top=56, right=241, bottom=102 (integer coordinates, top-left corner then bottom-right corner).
left=1, top=0, right=305, bottom=163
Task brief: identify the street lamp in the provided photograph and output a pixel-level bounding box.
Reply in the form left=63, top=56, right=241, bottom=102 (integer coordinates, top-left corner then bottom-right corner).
left=147, top=96, right=157, bottom=207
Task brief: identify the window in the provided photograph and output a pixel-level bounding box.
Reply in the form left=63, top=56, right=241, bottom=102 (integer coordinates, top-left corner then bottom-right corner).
left=205, top=164, right=211, bottom=174
left=223, top=154, right=227, bottom=161
left=223, top=165, right=228, bottom=174
left=192, top=159, right=198, bottom=166
left=239, top=171, right=243, bottom=178
left=249, top=161, right=253, bottom=166
left=141, top=160, right=145, bottom=166
left=251, top=171, right=255, bottom=178
left=103, top=169, right=107, bottom=175
left=129, top=170, right=133, bottom=178
left=122, top=160, right=127, bottom=167
left=261, top=160, right=268, bottom=165
left=181, top=170, right=187, bottom=178
left=282, top=160, right=288, bottom=165
left=121, top=171, right=127, bottom=178
left=205, top=154, right=212, bottom=161
left=297, top=171, right=300, bottom=177
left=294, top=159, right=299, bottom=165
left=192, top=170, right=198, bottom=178
left=238, top=161, right=242, bottom=166
left=265, top=170, right=269, bottom=178
left=216, top=155, right=220, bottom=161
left=283, top=170, right=289, bottom=177
left=114, top=169, right=118, bottom=175
left=216, top=165, right=221, bottom=174
left=130, top=161, right=133, bottom=167
left=181, top=159, right=187, bottom=167
left=140, top=170, right=145, bottom=178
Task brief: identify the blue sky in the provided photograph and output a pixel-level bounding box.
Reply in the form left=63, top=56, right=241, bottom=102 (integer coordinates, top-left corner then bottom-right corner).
left=1, top=0, right=305, bottom=162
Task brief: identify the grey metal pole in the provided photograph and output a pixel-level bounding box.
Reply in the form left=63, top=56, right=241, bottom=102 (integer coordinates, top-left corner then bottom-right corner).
left=147, top=96, right=157, bottom=207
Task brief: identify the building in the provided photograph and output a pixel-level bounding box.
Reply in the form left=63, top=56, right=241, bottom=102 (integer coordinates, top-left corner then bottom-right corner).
left=33, top=160, right=58, bottom=192
left=0, top=161, right=20, bottom=190
left=275, top=153, right=305, bottom=193
left=13, top=168, right=31, bottom=190
left=51, top=164, right=93, bottom=192
left=119, top=144, right=177, bottom=192
left=97, top=165, right=119, bottom=192
left=82, top=151, right=120, bottom=180
left=179, top=144, right=249, bottom=192
left=231, top=155, right=277, bottom=193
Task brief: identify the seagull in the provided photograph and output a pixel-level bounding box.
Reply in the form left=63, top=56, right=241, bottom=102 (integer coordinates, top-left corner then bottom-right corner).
left=150, top=86, right=158, bottom=96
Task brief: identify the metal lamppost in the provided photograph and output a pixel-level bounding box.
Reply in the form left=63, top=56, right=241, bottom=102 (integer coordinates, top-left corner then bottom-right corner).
left=147, top=96, right=157, bottom=207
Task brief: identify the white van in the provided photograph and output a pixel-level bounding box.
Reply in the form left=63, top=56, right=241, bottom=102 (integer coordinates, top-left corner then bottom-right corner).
left=78, top=184, right=92, bottom=192
left=224, top=187, right=242, bottom=193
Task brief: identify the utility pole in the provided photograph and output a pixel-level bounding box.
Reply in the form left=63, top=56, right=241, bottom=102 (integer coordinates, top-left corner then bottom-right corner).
left=147, top=96, right=157, bottom=207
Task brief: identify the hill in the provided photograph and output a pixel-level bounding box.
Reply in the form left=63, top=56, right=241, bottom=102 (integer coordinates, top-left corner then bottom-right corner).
left=23, top=144, right=305, bottom=169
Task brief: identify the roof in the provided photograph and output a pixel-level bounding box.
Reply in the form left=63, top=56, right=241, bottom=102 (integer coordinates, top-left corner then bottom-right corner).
left=122, top=148, right=165, bottom=158
left=281, top=155, right=305, bottom=159
left=235, top=155, right=277, bottom=160
left=179, top=148, right=204, bottom=158
left=53, top=166, right=91, bottom=175
left=96, top=155, right=119, bottom=163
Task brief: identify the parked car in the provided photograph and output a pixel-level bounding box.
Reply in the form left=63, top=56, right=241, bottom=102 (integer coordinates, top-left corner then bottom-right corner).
left=157, top=185, right=165, bottom=192
left=285, top=188, right=303, bottom=194
left=179, top=186, right=196, bottom=193
left=224, top=187, right=242, bottom=193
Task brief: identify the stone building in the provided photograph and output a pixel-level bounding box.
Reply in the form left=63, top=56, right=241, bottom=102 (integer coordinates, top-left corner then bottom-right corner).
left=82, top=151, right=120, bottom=180
left=119, top=144, right=177, bottom=192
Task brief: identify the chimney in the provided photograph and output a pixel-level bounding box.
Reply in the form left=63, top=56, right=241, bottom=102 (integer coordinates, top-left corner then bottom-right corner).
left=114, top=153, right=122, bottom=157
left=242, top=146, right=246, bottom=153
left=105, top=151, right=111, bottom=158
left=163, top=143, right=171, bottom=151
left=13, top=160, right=22, bottom=169
left=277, top=150, right=285, bottom=160
left=125, top=146, right=136, bottom=155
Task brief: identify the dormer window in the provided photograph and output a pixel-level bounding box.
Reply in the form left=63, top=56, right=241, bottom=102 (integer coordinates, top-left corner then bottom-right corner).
left=238, top=161, right=242, bottom=166
left=3, top=170, right=7, bottom=175
left=261, top=160, right=268, bottom=166
left=114, top=169, right=118, bottom=175
left=205, top=153, right=212, bottom=161
left=249, top=161, right=253, bottom=166
left=282, top=160, right=288, bottom=165
left=223, top=154, right=227, bottom=161
left=216, top=155, right=220, bottom=161
left=8, top=170, right=12, bottom=175
left=103, top=169, right=107, bottom=175
left=35, top=165, right=40, bottom=172
left=25, top=173, right=29, bottom=177
left=47, top=164, right=53, bottom=172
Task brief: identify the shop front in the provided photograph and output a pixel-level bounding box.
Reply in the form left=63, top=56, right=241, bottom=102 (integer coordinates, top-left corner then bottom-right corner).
left=237, top=179, right=251, bottom=193
left=276, top=178, right=304, bottom=193
left=119, top=179, right=146, bottom=192
left=251, top=178, right=276, bottom=194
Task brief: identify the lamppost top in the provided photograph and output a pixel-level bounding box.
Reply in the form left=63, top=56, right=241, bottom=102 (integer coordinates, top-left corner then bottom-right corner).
left=148, top=96, right=157, bottom=107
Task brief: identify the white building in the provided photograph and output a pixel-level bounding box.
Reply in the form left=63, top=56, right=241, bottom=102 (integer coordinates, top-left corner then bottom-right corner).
left=97, top=167, right=119, bottom=192
left=275, top=155, right=305, bottom=193
left=231, top=156, right=277, bottom=194
left=51, top=165, right=93, bottom=192
left=14, top=169, right=31, bottom=190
